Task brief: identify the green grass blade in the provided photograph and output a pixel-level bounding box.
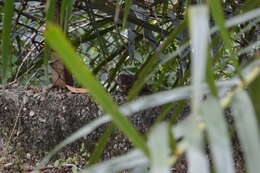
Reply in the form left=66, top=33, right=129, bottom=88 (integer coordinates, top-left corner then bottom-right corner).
left=187, top=5, right=210, bottom=173
left=210, top=8, right=260, bottom=32
left=88, top=124, right=113, bottom=166
left=208, top=0, right=242, bottom=79
left=80, top=150, right=147, bottom=173
left=148, top=123, right=171, bottom=173
left=208, top=0, right=232, bottom=47
left=60, top=0, right=75, bottom=32
left=45, top=0, right=56, bottom=22
left=1, top=0, right=14, bottom=83
left=127, top=20, right=187, bottom=101
left=201, top=97, right=235, bottom=173
left=44, top=0, right=57, bottom=81
left=155, top=103, right=173, bottom=123
left=184, top=117, right=209, bottom=173
left=122, top=0, right=132, bottom=28
left=188, top=5, right=209, bottom=114
left=242, top=0, right=260, bottom=12
left=248, top=75, right=260, bottom=127
left=160, top=8, right=260, bottom=75
left=231, top=89, right=260, bottom=173
left=205, top=55, right=218, bottom=97
left=44, top=23, right=148, bottom=155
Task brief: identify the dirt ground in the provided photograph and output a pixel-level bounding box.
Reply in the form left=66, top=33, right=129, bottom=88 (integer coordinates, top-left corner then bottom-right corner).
left=0, top=86, right=246, bottom=172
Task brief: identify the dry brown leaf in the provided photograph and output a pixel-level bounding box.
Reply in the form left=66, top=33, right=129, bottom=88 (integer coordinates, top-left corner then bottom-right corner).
left=65, top=85, right=88, bottom=94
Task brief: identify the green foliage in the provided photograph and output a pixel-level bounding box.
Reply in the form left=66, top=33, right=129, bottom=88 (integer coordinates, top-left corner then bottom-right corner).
left=88, top=124, right=113, bottom=165
left=45, top=22, right=149, bottom=155
left=208, top=0, right=242, bottom=79
left=232, top=89, right=260, bottom=172
left=1, top=0, right=14, bottom=83
left=249, top=75, right=260, bottom=127
left=0, top=0, right=260, bottom=173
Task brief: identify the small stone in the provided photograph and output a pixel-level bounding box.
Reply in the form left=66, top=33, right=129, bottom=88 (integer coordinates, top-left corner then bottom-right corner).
left=62, top=106, right=66, bottom=112
left=23, top=96, right=29, bottom=104
left=29, top=111, right=35, bottom=117
left=4, top=162, right=14, bottom=168
left=39, top=117, right=46, bottom=123
left=40, top=97, right=45, bottom=101
left=26, top=153, right=31, bottom=159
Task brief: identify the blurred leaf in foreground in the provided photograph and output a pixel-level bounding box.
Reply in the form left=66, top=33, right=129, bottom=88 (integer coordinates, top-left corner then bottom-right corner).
left=148, top=123, right=171, bottom=173
left=201, top=96, right=235, bottom=173
left=231, top=89, right=260, bottom=173
left=248, top=75, right=260, bottom=127
left=44, top=22, right=149, bottom=156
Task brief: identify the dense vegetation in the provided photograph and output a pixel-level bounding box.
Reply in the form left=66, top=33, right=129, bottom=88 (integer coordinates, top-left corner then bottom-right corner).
left=0, top=0, right=260, bottom=172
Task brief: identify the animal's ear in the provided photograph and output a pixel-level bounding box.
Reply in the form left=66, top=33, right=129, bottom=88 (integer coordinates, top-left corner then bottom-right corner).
left=116, top=74, right=136, bottom=93
left=50, top=53, right=73, bottom=88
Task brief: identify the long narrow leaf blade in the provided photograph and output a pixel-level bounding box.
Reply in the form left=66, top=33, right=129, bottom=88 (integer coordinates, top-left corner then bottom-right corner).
left=187, top=5, right=210, bottom=173
left=184, top=118, right=209, bottom=173
left=80, top=150, right=147, bottom=173
left=60, top=0, right=75, bottom=31
left=148, top=123, right=171, bottom=173
left=122, top=0, right=132, bottom=28
left=44, top=0, right=57, bottom=80
left=201, top=97, right=235, bottom=173
left=189, top=5, right=209, bottom=113
left=231, top=89, right=260, bottom=173
left=248, top=75, right=260, bottom=126
left=44, top=23, right=148, bottom=155
left=1, top=0, right=14, bottom=83
left=208, top=0, right=241, bottom=77
left=88, top=124, right=113, bottom=165
left=127, top=20, right=187, bottom=101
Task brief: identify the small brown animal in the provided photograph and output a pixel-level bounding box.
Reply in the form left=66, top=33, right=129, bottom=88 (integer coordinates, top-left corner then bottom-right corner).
left=116, top=73, right=151, bottom=95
